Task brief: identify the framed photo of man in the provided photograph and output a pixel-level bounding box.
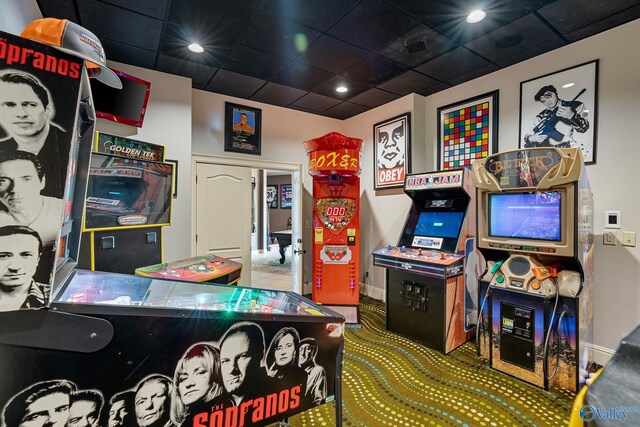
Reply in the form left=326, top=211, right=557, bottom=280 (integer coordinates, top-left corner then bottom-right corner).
left=519, top=60, right=598, bottom=164
left=224, top=102, right=262, bottom=155
left=437, top=90, right=498, bottom=171
left=373, top=113, right=411, bottom=190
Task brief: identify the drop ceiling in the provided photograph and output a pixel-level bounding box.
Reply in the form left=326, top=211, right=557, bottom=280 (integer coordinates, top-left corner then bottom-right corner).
left=35, top=0, right=640, bottom=119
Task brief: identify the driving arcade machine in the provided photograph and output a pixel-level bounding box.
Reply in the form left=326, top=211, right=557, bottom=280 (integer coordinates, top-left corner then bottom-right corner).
left=472, top=147, right=594, bottom=392
left=305, top=132, right=363, bottom=324
left=372, top=169, right=478, bottom=353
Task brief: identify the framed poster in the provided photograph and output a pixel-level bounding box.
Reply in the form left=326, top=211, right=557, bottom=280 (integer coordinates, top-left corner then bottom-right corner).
left=280, top=184, right=292, bottom=209
left=519, top=60, right=598, bottom=164
left=373, top=113, right=411, bottom=189
left=224, top=102, right=262, bottom=155
left=266, top=184, right=278, bottom=208
left=437, top=90, right=498, bottom=171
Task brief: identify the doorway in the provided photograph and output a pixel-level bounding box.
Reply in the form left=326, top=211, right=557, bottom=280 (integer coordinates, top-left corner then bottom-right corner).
left=192, top=155, right=303, bottom=293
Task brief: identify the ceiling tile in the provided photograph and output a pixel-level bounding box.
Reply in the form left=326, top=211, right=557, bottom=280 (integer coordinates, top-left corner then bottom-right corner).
left=418, top=82, right=452, bottom=97
left=377, top=24, right=458, bottom=67
left=291, top=93, right=342, bottom=112
left=102, top=39, right=157, bottom=70
left=464, top=14, right=558, bottom=62
left=383, top=0, right=441, bottom=20
left=342, top=54, right=407, bottom=85
left=205, top=69, right=266, bottom=98
left=496, top=37, right=566, bottom=68
left=250, top=82, right=306, bottom=106
left=272, top=61, right=335, bottom=91
left=378, top=70, right=439, bottom=96
left=323, top=102, right=369, bottom=120
left=425, top=0, right=530, bottom=44
left=156, top=54, right=217, bottom=87
left=564, top=4, right=640, bottom=42
left=538, top=0, right=640, bottom=35
left=415, top=47, right=490, bottom=81
left=298, top=36, right=369, bottom=74
left=38, top=0, right=78, bottom=21
left=263, top=0, right=360, bottom=31
left=446, top=64, right=501, bottom=86
left=225, top=45, right=290, bottom=80
left=98, top=0, right=168, bottom=20
left=348, top=88, right=401, bottom=108
left=328, top=0, right=419, bottom=51
left=240, top=9, right=321, bottom=59
left=77, top=0, right=162, bottom=51
left=312, top=76, right=371, bottom=100
left=165, top=0, right=261, bottom=50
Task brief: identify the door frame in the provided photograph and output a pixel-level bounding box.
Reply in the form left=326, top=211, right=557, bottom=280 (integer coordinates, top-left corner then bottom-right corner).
left=191, top=154, right=303, bottom=288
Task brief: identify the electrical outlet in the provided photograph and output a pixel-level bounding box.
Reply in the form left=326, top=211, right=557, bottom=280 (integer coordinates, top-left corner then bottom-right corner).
left=603, top=231, right=617, bottom=246
left=622, top=231, right=636, bottom=247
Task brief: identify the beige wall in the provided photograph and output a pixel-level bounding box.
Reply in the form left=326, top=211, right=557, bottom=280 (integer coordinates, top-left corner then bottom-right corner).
left=267, top=175, right=292, bottom=232
left=98, top=61, right=193, bottom=263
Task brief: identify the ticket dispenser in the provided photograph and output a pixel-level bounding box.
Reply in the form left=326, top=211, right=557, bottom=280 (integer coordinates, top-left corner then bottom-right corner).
left=304, top=133, right=363, bottom=306
left=472, top=148, right=594, bottom=392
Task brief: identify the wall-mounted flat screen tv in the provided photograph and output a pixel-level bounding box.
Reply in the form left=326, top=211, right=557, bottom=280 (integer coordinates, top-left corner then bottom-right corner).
left=90, top=68, right=151, bottom=127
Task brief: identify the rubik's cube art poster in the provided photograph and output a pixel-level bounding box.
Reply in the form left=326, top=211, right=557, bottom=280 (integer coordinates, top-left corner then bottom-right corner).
left=438, top=91, right=498, bottom=171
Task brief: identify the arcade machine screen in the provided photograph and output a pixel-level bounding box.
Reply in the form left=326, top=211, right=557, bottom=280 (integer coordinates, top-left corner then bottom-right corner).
left=414, top=211, right=465, bottom=239
left=84, top=153, right=172, bottom=229
left=489, top=191, right=561, bottom=241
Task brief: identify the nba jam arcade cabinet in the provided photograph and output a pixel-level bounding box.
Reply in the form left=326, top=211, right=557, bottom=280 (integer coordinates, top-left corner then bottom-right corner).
left=472, top=147, right=594, bottom=392
left=372, top=169, right=479, bottom=353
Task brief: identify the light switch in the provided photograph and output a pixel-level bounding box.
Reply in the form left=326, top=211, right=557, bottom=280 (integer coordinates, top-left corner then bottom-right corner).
left=603, top=231, right=616, bottom=246
left=622, top=231, right=636, bottom=247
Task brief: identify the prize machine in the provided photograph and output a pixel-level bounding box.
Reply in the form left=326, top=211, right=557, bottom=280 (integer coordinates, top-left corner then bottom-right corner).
left=372, top=169, right=479, bottom=353
left=304, top=133, right=363, bottom=312
left=78, top=132, right=175, bottom=275
left=0, top=24, right=347, bottom=427
left=471, top=147, right=594, bottom=392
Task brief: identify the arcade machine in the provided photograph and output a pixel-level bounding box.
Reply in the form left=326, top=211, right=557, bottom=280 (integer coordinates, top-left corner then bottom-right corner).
left=135, top=253, right=243, bottom=285
left=78, top=133, right=174, bottom=275
left=372, top=169, right=478, bottom=353
left=304, top=133, right=363, bottom=319
left=472, top=147, right=594, bottom=392
left=0, top=24, right=347, bottom=427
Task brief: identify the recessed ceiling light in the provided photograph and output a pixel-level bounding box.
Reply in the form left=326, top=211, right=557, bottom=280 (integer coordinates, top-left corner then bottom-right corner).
left=188, top=43, right=204, bottom=53
left=336, top=86, right=348, bottom=93
left=466, top=9, right=486, bottom=24
left=562, top=82, right=575, bottom=88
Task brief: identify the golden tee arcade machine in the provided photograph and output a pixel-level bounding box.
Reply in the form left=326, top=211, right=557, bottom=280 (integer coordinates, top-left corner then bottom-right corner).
left=472, top=147, right=594, bottom=392
left=372, top=169, right=479, bottom=353
left=304, top=133, right=363, bottom=313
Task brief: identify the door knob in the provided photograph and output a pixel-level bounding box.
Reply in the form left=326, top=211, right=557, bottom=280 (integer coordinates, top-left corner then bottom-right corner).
left=294, top=248, right=306, bottom=255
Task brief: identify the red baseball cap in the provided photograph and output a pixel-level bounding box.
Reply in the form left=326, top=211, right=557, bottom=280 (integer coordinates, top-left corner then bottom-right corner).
left=21, top=18, right=122, bottom=89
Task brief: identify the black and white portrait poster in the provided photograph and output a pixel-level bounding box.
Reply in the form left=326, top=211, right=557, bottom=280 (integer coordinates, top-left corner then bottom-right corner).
left=373, top=113, right=411, bottom=190
left=0, top=312, right=343, bottom=427
left=519, top=60, right=598, bottom=164
left=0, top=31, right=83, bottom=311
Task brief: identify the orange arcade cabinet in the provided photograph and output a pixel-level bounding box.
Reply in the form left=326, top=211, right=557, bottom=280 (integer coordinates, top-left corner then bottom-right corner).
left=305, top=133, right=363, bottom=321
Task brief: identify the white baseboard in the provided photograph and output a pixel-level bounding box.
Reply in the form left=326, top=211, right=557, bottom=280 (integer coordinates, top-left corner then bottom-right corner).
left=587, top=343, right=616, bottom=366
left=361, top=283, right=384, bottom=301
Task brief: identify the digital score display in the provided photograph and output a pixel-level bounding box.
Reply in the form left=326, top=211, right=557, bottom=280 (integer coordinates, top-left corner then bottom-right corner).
left=316, top=198, right=356, bottom=232
left=325, top=206, right=347, bottom=224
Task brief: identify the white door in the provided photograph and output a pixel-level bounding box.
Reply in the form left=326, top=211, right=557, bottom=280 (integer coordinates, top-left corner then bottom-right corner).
left=291, top=169, right=303, bottom=294
left=195, top=163, right=252, bottom=286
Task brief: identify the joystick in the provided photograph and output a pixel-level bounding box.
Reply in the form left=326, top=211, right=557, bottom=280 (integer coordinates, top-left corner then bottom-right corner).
left=401, top=245, right=406, bottom=253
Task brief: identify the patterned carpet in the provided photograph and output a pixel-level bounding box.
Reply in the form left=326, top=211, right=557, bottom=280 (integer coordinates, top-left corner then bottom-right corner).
left=276, top=298, right=575, bottom=427
left=252, top=244, right=292, bottom=274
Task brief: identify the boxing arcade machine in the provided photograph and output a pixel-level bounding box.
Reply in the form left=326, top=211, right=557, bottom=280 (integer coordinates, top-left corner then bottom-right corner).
left=304, top=132, right=363, bottom=322
left=472, top=147, right=594, bottom=392
left=372, top=169, right=478, bottom=353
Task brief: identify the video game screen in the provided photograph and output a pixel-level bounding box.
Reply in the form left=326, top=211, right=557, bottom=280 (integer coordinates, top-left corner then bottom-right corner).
left=414, top=211, right=465, bottom=239
left=489, top=191, right=561, bottom=241
left=84, top=153, right=173, bottom=229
